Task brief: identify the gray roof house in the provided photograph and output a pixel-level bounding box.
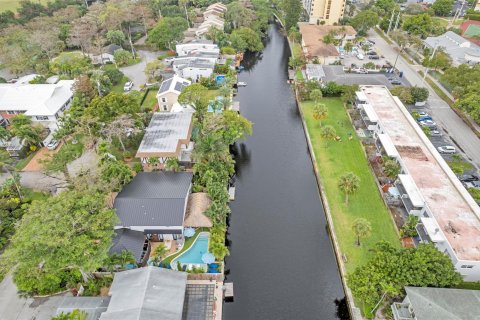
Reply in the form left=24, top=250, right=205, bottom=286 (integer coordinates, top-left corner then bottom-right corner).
left=391, top=286, right=480, bottom=320
left=113, top=172, right=193, bottom=238
left=109, top=229, right=149, bottom=265
left=136, top=112, right=194, bottom=167
left=425, top=31, right=480, bottom=66
left=305, top=64, right=326, bottom=81
left=56, top=297, right=111, bottom=320
left=156, top=75, right=191, bottom=112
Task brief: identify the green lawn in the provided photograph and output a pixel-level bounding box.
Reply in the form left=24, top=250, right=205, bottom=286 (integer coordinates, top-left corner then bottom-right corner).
left=141, top=89, right=158, bottom=111
left=300, top=98, right=400, bottom=273
left=295, top=70, right=303, bottom=80
left=447, top=160, right=474, bottom=175
left=111, top=76, right=129, bottom=93
left=0, top=0, right=48, bottom=12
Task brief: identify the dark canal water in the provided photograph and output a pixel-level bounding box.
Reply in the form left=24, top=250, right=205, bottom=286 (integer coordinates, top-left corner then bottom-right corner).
left=223, top=24, right=347, bottom=320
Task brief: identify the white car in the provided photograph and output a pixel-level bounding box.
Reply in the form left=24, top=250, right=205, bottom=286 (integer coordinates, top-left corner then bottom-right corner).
left=356, top=53, right=365, bottom=60
left=123, top=81, right=133, bottom=92
left=237, top=82, right=247, bottom=87
left=437, top=146, right=456, bottom=154
left=47, top=140, right=60, bottom=150
left=419, top=120, right=436, bottom=128
left=418, top=112, right=429, bottom=117
left=430, top=130, right=442, bottom=137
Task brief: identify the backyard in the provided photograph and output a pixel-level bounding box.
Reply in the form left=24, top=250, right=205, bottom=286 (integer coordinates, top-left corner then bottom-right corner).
left=300, top=98, right=400, bottom=273
left=0, top=0, right=48, bottom=12
left=141, top=88, right=158, bottom=111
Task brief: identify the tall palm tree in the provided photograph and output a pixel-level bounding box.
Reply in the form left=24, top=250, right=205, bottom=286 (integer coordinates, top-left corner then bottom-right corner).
left=0, top=150, right=22, bottom=199
left=338, top=172, right=360, bottom=206
left=352, top=218, right=371, bottom=246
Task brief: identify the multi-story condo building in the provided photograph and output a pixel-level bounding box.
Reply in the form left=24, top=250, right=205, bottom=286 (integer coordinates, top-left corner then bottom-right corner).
left=303, top=0, right=346, bottom=25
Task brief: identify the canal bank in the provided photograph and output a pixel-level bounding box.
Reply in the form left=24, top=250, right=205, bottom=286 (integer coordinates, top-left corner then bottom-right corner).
left=223, top=24, right=347, bottom=319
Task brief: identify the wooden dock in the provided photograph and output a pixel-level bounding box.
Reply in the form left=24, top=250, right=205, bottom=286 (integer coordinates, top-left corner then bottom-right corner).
left=223, top=282, right=234, bottom=301
left=228, top=187, right=235, bottom=201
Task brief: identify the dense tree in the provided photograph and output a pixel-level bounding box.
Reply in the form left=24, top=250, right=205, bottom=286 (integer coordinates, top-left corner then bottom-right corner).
left=432, top=0, right=454, bottom=16
left=348, top=241, right=462, bottom=309
left=389, top=86, right=414, bottom=105
left=144, top=60, right=166, bottom=82
left=50, top=52, right=91, bottom=77
left=100, top=159, right=133, bottom=191
left=106, top=30, right=126, bottom=46
left=100, top=114, right=141, bottom=152
left=86, top=92, right=141, bottom=122
left=402, top=13, right=433, bottom=38
left=350, top=10, right=379, bottom=35
left=148, top=17, right=188, bottom=50
left=383, top=159, right=401, bottom=180
left=225, top=2, right=256, bottom=30
left=352, top=218, right=372, bottom=246
left=4, top=190, right=116, bottom=295
left=52, top=310, right=88, bottom=320
left=10, top=115, right=44, bottom=147
left=338, top=172, right=360, bottom=205
left=410, top=86, right=429, bottom=103
left=113, top=49, right=133, bottom=66
left=320, top=125, right=337, bottom=140
left=422, top=47, right=451, bottom=70
left=280, top=0, right=301, bottom=31
left=0, top=150, right=23, bottom=199
left=230, top=27, right=264, bottom=52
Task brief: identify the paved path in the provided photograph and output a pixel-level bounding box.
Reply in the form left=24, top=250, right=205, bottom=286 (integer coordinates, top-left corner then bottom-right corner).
left=120, top=50, right=162, bottom=90
left=369, top=29, right=480, bottom=169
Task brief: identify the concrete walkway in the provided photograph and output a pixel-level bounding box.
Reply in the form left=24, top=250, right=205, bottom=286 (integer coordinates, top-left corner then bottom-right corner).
left=369, top=29, right=480, bottom=169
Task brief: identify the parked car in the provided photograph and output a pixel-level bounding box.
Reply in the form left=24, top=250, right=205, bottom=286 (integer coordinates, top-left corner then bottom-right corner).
left=459, top=174, right=478, bottom=182
left=237, top=81, right=247, bottom=87
left=367, top=39, right=375, bottom=45
left=354, top=68, right=368, bottom=74
left=123, top=81, right=133, bottom=92
left=368, top=55, right=380, bottom=60
left=47, top=140, right=60, bottom=150
left=390, top=79, right=402, bottom=85
left=367, top=51, right=378, bottom=56
left=419, top=120, right=437, bottom=128
left=430, top=130, right=442, bottom=137
left=464, top=181, right=480, bottom=189
left=437, top=146, right=456, bottom=154
left=357, top=53, right=365, bottom=60
left=417, top=116, right=433, bottom=122
left=418, top=112, right=429, bottom=117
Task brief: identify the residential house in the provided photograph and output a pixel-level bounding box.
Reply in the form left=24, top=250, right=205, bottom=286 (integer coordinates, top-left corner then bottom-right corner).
left=113, top=172, right=193, bottom=241
left=176, top=40, right=220, bottom=57
left=0, top=80, right=74, bottom=130
left=88, top=44, right=122, bottom=65
left=56, top=267, right=217, bottom=320
left=109, top=229, right=150, bottom=266
left=6, top=137, right=26, bottom=157
left=175, top=59, right=215, bottom=82
left=136, top=112, right=194, bottom=168
left=298, top=24, right=357, bottom=64
left=156, top=75, right=191, bottom=112
left=196, top=16, right=225, bottom=37
left=391, top=286, right=480, bottom=320
left=303, top=0, right=346, bottom=25
left=305, top=64, right=326, bottom=82
left=425, top=31, right=480, bottom=66
left=357, top=85, right=480, bottom=281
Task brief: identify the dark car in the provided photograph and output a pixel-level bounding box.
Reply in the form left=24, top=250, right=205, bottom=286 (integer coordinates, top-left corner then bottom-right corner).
left=459, top=174, right=478, bottom=182
left=367, top=51, right=378, bottom=56
left=368, top=55, right=380, bottom=60
left=465, top=181, right=480, bottom=189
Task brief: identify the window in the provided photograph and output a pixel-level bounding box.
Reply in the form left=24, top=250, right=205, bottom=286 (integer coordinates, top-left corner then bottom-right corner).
left=161, top=97, right=167, bottom=102
left=7, top=111, right=16, bottom=115
left=461, top=265, right=474, bottom=269
left=36, top=116, right=49, bottom=121
left=162, top=105, right=168, bottom=111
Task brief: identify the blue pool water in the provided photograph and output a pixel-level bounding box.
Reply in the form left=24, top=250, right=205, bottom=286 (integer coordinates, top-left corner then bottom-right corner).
left=175, top=233, right=209, bottom=264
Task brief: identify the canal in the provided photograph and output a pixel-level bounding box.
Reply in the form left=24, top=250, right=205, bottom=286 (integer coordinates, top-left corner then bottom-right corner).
left=224, top=24, right=347, bottom=320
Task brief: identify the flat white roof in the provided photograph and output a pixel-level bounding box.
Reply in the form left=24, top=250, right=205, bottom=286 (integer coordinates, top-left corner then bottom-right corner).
left=421, top=217, right=446, bottom=242
left=377, top=133, right=399, bottom=158
left=362, top=104, right=378, bottom=122
left=362, top=85, right=480, bottom=261
left=356, top=91, right=367, bottom=102
left=398, top=174, right=425, bottom=208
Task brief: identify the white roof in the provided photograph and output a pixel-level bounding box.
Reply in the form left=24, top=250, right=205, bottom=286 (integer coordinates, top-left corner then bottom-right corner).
left=377, top=133, right=399, bottom=158
left=362, top=104, right=378, bottom=122
left=421, top=217, right=446, bottom=242
left=0, top=80, right=74, bottom=116
left=398, top=174, right=425, bottom=208
left=355, top=91, right=367, bottom=102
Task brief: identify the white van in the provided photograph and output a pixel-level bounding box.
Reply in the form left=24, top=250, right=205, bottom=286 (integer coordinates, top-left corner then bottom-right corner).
left=356, top=53, right=364, bottom=60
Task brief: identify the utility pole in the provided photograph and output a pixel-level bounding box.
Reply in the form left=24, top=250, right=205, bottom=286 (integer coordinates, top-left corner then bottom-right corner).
left=423, top=41, right=439, bottom=83
left=453, top=0, right=466, bottom=23
left=386, top=10, right=395, bottom=35
left=394, top=11, right=401, bottom=31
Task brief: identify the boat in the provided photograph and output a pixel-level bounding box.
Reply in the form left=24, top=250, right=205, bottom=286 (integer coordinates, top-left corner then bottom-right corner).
left=237, top=81, right=247, bottom=87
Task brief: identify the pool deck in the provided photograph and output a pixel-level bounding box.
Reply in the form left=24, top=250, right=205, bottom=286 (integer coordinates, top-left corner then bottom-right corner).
left=187, top=279, right=223, bottom=320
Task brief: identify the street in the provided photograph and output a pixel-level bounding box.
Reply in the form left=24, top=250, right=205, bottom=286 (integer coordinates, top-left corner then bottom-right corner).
left=368, top=29, right=480, bottom=169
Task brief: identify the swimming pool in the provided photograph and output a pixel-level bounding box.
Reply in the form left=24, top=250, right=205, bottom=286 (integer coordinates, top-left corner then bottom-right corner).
left=173, top=232, right=210, bottom=265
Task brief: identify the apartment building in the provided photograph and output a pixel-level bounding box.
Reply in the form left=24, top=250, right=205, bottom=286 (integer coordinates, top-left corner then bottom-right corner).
left=303, top=0, right=346, bottom=25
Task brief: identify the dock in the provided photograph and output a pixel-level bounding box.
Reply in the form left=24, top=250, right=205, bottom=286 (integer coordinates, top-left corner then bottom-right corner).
left=228, top=187, right=235, bottom=201
left=223, top=282, right=234, bottom=302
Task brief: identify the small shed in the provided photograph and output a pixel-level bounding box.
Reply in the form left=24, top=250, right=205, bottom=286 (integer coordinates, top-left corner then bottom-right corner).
left=183, top=193, right=213, bottom=228
left=306, top=64, right=326, bottom=82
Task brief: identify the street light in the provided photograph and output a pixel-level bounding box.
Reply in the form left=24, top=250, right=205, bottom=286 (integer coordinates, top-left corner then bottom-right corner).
left=423, top=41, right=439, bottom=83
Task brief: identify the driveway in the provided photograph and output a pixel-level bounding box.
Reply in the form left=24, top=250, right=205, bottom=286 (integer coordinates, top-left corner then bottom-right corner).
left=0, top=171, right=67, bottom=194
left=120, top=50, right=163, bottom=90
left=368, top=29, right=480, bottom=169
left=22, top=146, right=62, bottom=172
left=0, top=274, right=65, bottom=320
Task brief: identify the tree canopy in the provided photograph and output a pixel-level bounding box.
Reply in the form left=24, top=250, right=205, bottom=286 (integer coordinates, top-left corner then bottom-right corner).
left=230, top=27, right=264, bottom=52
left=85, top=92, right=141, bottom=123
left=148, top=16, right=188, bottom=50
left=432, top=0, right=454, bottom=16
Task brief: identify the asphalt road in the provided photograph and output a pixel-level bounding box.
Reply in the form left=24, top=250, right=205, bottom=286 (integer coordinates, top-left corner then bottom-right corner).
left=368, top=29, right=480, bottom=170
left=119, top=50, right=163, bottom=90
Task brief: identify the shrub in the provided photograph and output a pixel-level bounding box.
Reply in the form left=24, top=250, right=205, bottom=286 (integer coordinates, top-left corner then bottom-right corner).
left=132, top=162, right=143, bottom=173
left=221, top=46, right=236, bottom=54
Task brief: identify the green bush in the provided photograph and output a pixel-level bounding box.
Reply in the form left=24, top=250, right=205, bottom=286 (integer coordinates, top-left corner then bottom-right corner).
left=132, top=162, right=143, bottom=173
left=221, top=46, right=236, bottom=54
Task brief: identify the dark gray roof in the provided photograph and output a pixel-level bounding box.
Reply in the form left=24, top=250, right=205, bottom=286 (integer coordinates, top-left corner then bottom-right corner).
left=100, top=267, right=187, bottom=320
left=182, top=284, right=215, bottom=320
left=105, top=44, right=122, bottom=55
left=114, top=172, right=192, bottom=228
left=159, top=78, right=173, bottom=94
left=57, top=297, right=110, bottom=320
left=158, top=75, right=190, bottom=95
left=109, top=229, right=146, bottom=263
left=404, top=286, right=480, bottom=320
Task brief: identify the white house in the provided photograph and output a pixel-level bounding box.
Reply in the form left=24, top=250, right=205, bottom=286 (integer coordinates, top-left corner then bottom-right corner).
left=425, top=31, right=480, bottom=66
left=176, top=40, right=220, bottom=57
left=156, top=75, right=191, bottom=112
left=0, top=80, right=74, bottom=130
left=174, top=58, right=215, bottom=81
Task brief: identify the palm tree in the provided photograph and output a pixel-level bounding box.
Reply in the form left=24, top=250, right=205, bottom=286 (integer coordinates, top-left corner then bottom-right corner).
left=383, top=159, right=401, bottom=180
left=320, top=125, right=336, bottom=140
left=309, top=89, right=323, bottom=104
left=0, top=150, right=22, bottom=199
left=312, top=103, right=328, bottom=126
left=352, top=218, right=371, bottom=246
left=338, top=172, right=360, bottom=206
left=344, top=42, right=353, bottom=54
left=151, top=243, right=168, bottom=266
